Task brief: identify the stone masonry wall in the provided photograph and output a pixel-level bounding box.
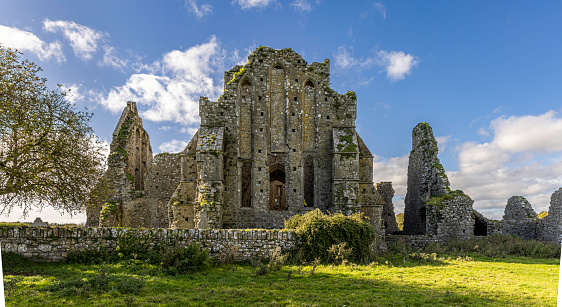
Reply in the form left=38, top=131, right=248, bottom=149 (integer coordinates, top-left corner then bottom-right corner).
left=539, top=188, right=562, bottom=242
left=0, top=226, right=296, bottom=262
left=501, top=196, right=538, bottom=240
left=376, top=182, right=399, bottom=234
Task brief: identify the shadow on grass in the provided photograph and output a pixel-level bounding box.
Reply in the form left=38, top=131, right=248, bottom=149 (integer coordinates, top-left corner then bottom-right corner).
left=5, top=260, right=555, bottom=307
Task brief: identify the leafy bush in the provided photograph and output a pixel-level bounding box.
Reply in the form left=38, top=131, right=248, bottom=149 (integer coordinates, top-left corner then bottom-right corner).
left=160, top=244, right=211, bottom=275
left=285, top=209, right=376, bottom=264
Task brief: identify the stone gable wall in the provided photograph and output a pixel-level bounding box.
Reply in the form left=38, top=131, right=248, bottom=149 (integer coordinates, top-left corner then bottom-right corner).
left=0, top=226, right=296, bottom=262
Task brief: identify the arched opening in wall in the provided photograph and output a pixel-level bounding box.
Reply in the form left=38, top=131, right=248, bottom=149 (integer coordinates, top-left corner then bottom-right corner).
left=303, top=156, right=314, bottom=207
left=474, top=215, right=488, bottom=236
left=241, top=162, right=252, bottom=208
left=269, top=153, right=286, bottom=210
left=419, top=207, right=427, bottom=235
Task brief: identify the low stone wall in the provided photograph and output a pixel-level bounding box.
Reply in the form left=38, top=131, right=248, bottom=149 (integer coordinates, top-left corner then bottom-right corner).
left=0, top=226, right=296, bottom=262
left=385, top=234, right=439, bottom=250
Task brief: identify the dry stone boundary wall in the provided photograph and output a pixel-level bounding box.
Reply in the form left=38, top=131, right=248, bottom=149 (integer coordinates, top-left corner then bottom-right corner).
left=0, top=226, right=296, bottom=262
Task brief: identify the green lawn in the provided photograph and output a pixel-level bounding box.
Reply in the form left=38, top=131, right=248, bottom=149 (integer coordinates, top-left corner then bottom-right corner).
left=3, top=254, right=559, bottom=306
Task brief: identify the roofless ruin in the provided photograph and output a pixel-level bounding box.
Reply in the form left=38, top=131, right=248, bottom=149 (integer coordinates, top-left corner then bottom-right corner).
left=86, top=47, right=561, bottom=244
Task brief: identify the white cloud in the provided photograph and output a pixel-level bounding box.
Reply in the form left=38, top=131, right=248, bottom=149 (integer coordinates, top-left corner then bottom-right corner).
left=333, top=45, right=358, bottom=69
left=185, top=0, right=213, bottom=18
left=373, top=154, right=409, bottom=196
left=378, top=50, right=419, bottom=81
left=333, top=46, right=419, bottom=81
left=448, top=110, right=562, bottom=219
left=99, top=36, right=225, bottom=126
left=99, top=46, right=129, bottom=71
left=360, top=2, right=386, bottom=19
left=232, top=0, right=276, bottom=10
left=492, top=111, right=562, bottom=153
left=43, top=19, right=106, bottom=60
left=0, top=25, right=65, bottom=62
left=159, top=139, right=189, bottom=153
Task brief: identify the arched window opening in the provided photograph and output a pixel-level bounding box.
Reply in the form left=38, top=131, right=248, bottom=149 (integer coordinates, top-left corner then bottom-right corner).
left=303, top=156, right=314, bottom=207
left=269, top=153, right=286, bottom=210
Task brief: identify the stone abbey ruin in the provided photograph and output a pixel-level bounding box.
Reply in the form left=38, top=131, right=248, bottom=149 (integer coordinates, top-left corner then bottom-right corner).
left=85, top=47, right=561, bottom=244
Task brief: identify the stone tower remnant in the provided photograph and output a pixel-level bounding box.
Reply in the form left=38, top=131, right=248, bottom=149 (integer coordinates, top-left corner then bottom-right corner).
left=376, top=182, right=399, bottom=234
left=403, top=122, right=451, bottom=235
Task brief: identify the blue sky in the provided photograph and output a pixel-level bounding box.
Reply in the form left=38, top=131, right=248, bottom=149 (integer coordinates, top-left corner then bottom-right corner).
left=1, top=0, right=562, bottom=223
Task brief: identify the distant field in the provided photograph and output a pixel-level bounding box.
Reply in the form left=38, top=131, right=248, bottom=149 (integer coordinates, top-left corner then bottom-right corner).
left=3, top=254, right=559, bottom=306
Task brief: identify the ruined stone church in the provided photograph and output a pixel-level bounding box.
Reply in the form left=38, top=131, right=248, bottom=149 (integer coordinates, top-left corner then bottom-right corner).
left=87, top=47, right=383, bottom=232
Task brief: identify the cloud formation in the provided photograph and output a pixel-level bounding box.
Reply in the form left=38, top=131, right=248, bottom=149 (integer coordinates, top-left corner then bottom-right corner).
left=449, top=111, right=562, bottom=218
left=185, top=0, right=213, bottom=18
left=98, top=36, right=225, bottom=127
left=333, top=45, right=419, bottom=81
left=378, top=50, right=419, bottom=81
left=43, top=19, right=106, bottom=61
left=159, top=139, right=189, bottom=153
left=232, top=0, right=276, bottom=10
left=0, top=25, right=65, bottom=62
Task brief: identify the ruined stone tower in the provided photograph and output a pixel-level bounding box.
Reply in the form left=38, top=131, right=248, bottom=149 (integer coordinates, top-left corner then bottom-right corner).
left=86, top=101, right=153, bottom=227
left=403, top=123, right=450, bottom=235
left=168, top=46, right=383, bottom=230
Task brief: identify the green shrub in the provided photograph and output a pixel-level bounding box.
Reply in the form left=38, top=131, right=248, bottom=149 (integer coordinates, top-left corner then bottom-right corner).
left=284, top=209, right=376, bottom=264
left=160, top=244, right=211, bottom=275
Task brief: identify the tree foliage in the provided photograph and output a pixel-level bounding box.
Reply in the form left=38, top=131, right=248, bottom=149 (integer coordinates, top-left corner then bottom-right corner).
left=0, top=45, right=105, bottom=215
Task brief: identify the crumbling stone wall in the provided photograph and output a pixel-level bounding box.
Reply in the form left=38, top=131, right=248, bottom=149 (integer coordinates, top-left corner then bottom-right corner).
left=403, top=123, right=451, bottom=235
left=539, top=188, right=562, bottom=242
left=170, top=47, right=381, bottom=231
left=426, top=192, right=474, bottom=242
left=0, top=226, right=295, bottom=262
left=90, top=101, right=153, bottom=227
left=501, top=196, right=538, bottom=240
left=376, top=182, right=399, bottom=234
left=121, top=153, right=181, bottom=228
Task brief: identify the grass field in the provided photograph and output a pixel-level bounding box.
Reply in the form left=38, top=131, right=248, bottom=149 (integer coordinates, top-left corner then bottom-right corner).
left=3, top=253, right=559, bottom=306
